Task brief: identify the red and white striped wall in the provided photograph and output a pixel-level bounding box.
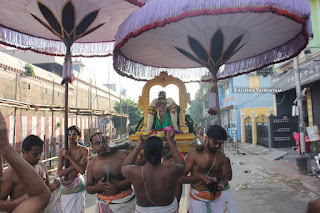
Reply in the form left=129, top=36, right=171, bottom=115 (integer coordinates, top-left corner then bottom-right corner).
left=4, top=115, right=108, bottom=158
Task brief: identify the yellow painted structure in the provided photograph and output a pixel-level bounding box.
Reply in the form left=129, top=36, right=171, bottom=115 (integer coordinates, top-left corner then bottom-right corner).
left=241, top=107, right=273, bottom=145
left=138, top=72, right=190, bottom=133
left=241, top=114, right=246, bottom=143
left=306, top=88, right=313, bottom=126
left=129, top=133, right=195, bottom=153
left=252, top=116, right=257, bottom=145
left=129, top=72, right=195, bottom=152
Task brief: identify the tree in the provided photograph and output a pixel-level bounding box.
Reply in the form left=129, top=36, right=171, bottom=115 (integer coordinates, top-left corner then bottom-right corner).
left=24, top=63, right=35, bottom=77
left=188, top=82, right=215, bottom=128
left=112, top=98, right=143, bottom=135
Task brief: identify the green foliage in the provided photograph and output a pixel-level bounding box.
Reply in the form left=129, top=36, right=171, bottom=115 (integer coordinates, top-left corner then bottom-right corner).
left=112, top=98, right=143, bottom=135
left=56, top=121, right=62, bottom=128
left=188, top=83, right=213, bottom=126
left=24, top=63, right=35, bottom=77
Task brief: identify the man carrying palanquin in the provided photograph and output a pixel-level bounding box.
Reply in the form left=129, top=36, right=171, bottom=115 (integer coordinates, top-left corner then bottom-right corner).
left=145, top=91, right=180, bottom=132
left=0, top=134, right=60, bottom=212
left=121, top=130, right=185, bottom=213
left=86, top=132, right=135, bottom=213
left=162, top=139, right=183, bottom=204
left=58, top=125, right=89, bottom=213
left=179, top=125, right=238, bottom=213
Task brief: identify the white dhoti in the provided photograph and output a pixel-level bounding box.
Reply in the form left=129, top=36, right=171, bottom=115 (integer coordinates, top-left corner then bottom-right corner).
left=189, top=188, right=224, bottom=213
left=34, top=163, right=62, bottom=213
left=43, top=189, right=62, bottom=213
left=60, top=175, right=86, bottom=213
left=96, top=189, right=136, bottom=213
left=184, top=183, right=191, bottom=211
left=220, top=187, right=238, bottom=213
left=135, top=197, right=178, bottom=213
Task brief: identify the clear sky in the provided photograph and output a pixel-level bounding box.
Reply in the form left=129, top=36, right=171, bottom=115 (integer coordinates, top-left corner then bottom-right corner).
left=82, top=57, right=200, bottom=104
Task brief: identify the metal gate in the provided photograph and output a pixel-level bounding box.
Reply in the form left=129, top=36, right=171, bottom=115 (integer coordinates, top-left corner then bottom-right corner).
left=256, top=114, right=269, bottom=147
left=269, top=116, right=298, bottom=148
left=244, top=116, right=252, bottom=144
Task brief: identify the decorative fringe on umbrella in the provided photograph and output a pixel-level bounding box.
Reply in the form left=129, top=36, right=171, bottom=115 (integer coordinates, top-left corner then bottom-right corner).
left=0, top=26, right=114, bottom=58
left=116, top=0, right=311, bottom=43
left=113, top=0, right=312, bottom=82
left=220, top=32, right=309, bottom=79
left=114, top=54, right=210, bottom=83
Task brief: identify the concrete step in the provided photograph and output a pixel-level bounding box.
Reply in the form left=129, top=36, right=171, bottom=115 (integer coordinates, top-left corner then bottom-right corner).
left=263, top=149, right=288, bottom=161
left=281, top=154, right=317, bottom=166
left=282, top=154, right=297, bottom=163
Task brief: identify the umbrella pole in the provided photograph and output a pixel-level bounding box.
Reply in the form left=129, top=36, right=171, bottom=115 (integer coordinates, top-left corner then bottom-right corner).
left=64, top=47, right=71, bottom=171
left=209, top=68, right=222, bottom=126
left=65, top=81, right=69, bottom=152
left=214, top=79, right=221, bottom=125
left=0, top=156, right=3, bottom=186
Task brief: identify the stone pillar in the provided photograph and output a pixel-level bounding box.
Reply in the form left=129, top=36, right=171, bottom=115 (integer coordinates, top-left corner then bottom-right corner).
left=251, top=111, right=257, bottom=146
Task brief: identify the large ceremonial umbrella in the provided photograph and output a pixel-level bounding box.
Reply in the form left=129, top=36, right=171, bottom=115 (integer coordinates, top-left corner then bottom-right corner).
left=0, top=0, right=143, bottom=153
left=113, top=0, right=312, bottom=124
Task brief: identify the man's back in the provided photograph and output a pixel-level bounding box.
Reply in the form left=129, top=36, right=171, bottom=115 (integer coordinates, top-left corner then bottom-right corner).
left=122, top=131, right=184, bottom=211
left=162, top=156, right=175, bottom=166
left=127, top=163, right=182, bottom=207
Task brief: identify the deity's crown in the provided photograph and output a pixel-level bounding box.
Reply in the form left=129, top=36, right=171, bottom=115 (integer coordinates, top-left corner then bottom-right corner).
left=158, top=91, right=166, bottom=99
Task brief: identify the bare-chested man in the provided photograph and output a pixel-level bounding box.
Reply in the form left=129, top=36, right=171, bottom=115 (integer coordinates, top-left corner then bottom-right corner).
left=58, top=125, right=89, bottom=213
left=0, top=135, right=60, bottom=213
left=122, top=130, right=185, bottom=213
left=86, top=132, right=135, bottom=213
left=197, top=127, right=206, bottom=145
left=162, top=139, right=183, bottom=203
left=179, top=125, right=238, bottom=213
left=0, top=112, right=50, bottom=213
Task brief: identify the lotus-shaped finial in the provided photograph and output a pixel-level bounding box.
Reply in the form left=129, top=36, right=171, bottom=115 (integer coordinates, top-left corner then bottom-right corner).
left=175, top=28, right=245, bottom=80
left=30, top=0, right=105, bottom=48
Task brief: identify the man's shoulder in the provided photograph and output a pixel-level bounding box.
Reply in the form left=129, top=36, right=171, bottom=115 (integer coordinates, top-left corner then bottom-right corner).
left=37, top=161, right=46, bottom=168
left=224, top=155, right=230, bottom=161
left=3, top=166, right=15, bottom=176
left=3, top=166, right=17, bottom=181
left=57, top=148, right=65, bottom=155
left=116, top=150, right=129, bottom=158
left=87, top=156, right=99, bottom=167
left=187, top=149, right=198, bottom=157
left=122, top=164, right=140, bottom=175
left=79, top=145, right=89, bottom=152
left=218, top=151, right=226, bottom=158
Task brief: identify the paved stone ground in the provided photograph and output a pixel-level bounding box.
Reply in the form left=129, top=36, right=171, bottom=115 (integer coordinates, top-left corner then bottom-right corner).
left=226, top=143, right=320, bottom=213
